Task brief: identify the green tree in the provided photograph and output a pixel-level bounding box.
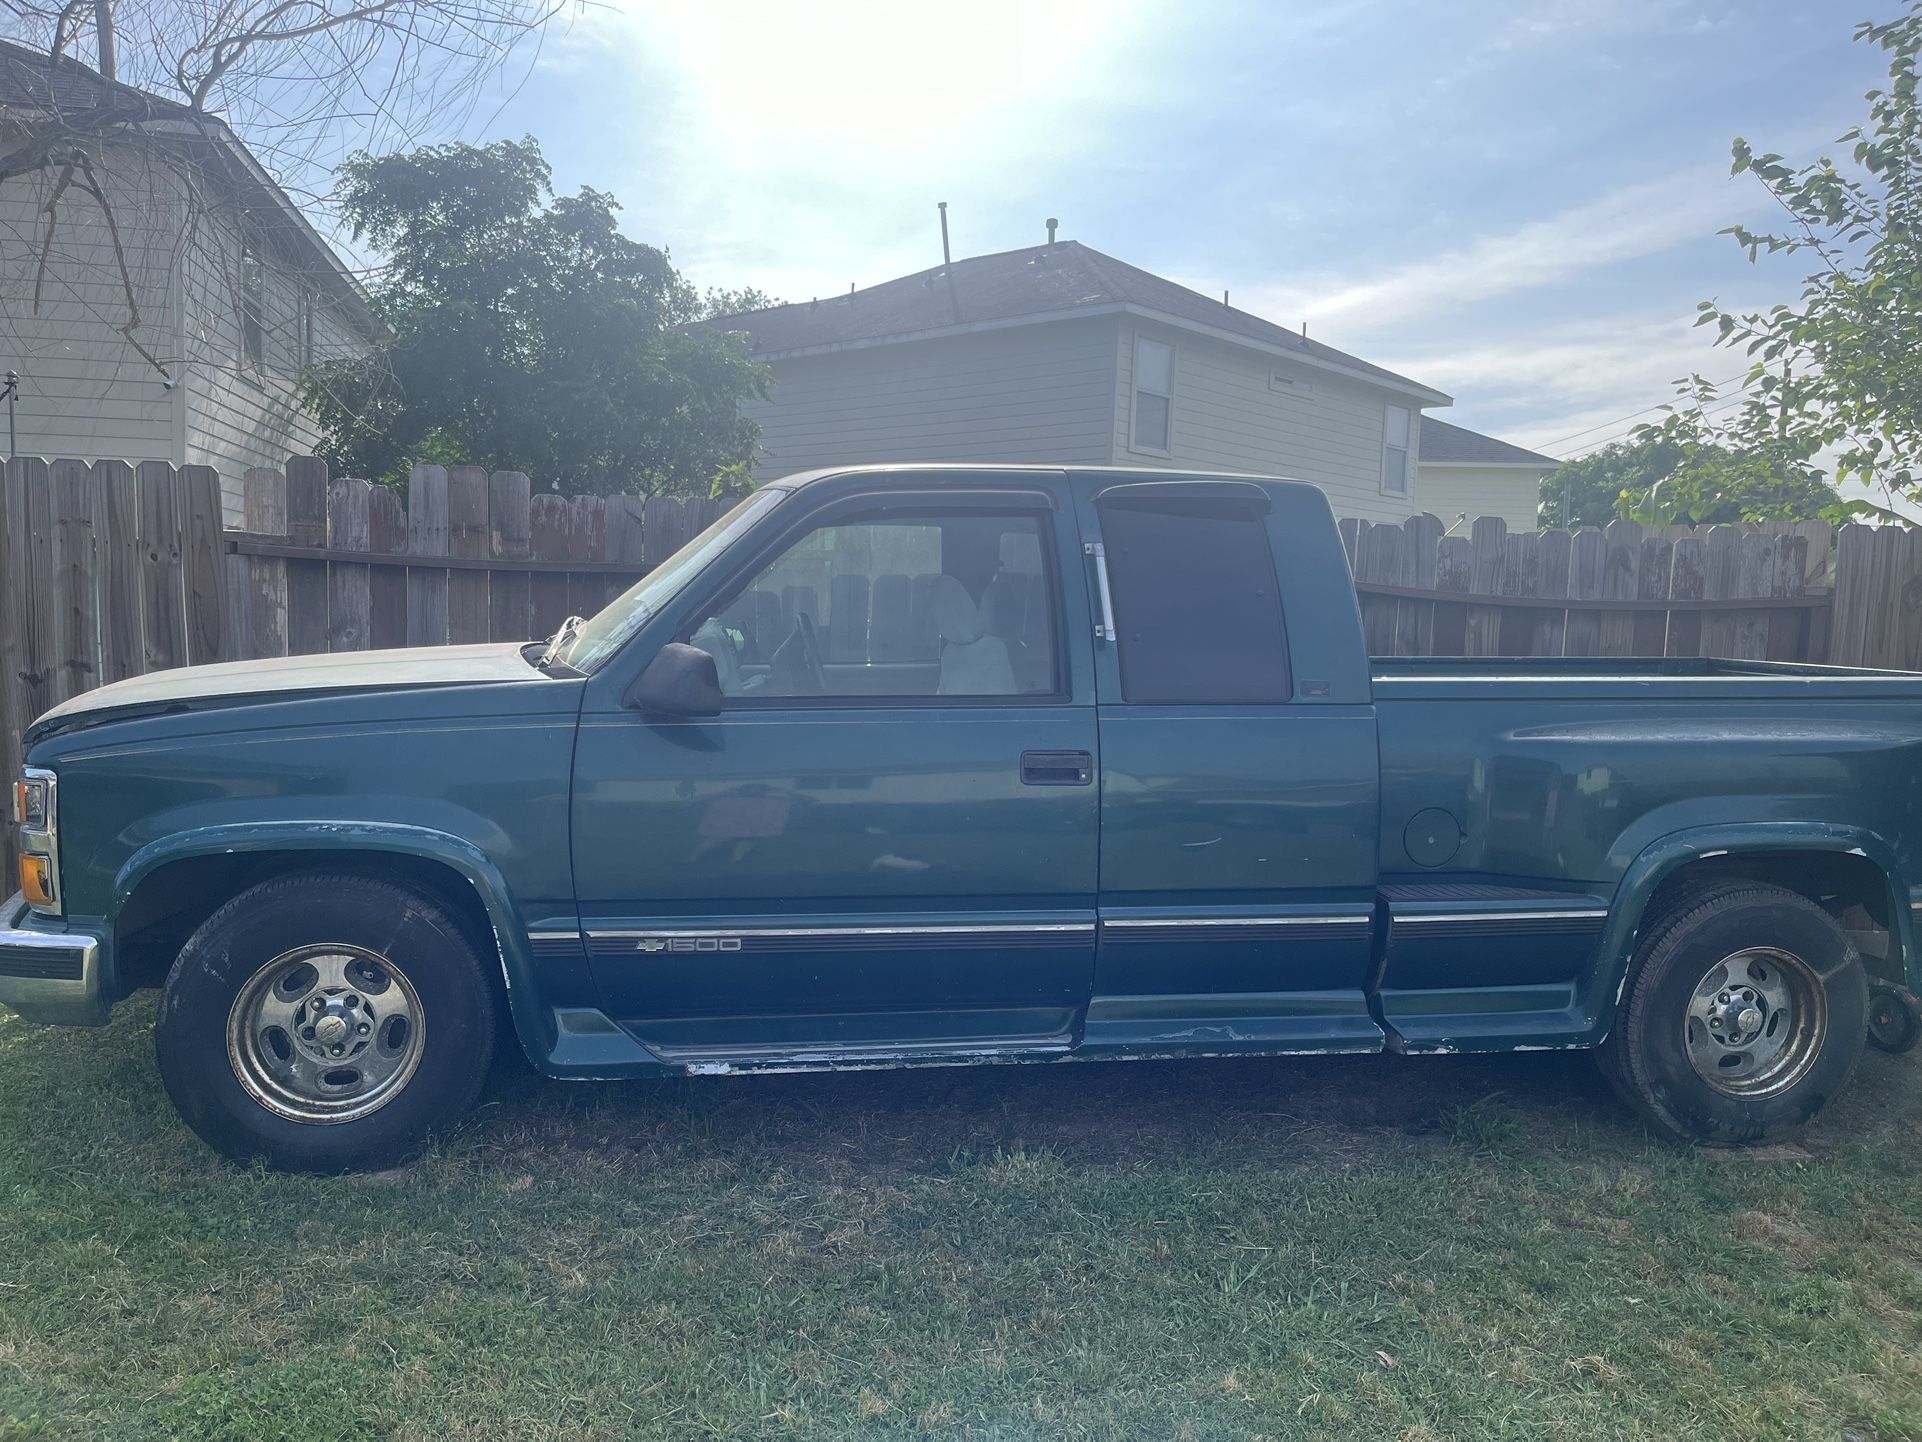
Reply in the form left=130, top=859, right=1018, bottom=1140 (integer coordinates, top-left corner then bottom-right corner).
left=1625, top=385, right=1843, bottom=525
left=1539, top=425, right=1840, bottom=529
left=1538, top=436, right=1685, bottom=527
left=305, top=137, right=768, bottom=497
left=1660, top=3, right=1922, bottom=521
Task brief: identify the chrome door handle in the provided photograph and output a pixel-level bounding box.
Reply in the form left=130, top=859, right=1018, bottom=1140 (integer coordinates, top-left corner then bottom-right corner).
left=1085, top=541, right=1117, bottom=642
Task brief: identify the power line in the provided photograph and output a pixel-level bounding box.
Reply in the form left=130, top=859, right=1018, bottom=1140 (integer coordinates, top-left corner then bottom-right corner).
left=1539, top=370, right=1752, bottom=456
left=1555, top=382, right=1759, bottom=462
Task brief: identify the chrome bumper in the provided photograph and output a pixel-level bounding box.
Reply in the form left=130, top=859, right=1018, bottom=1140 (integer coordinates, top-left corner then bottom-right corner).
left=0, top=891, right=106, bottom=1026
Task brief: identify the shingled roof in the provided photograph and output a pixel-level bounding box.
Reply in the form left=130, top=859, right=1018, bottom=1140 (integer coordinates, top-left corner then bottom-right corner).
left=1419, top=416, right=1560, bottom=467
left=704, top=240, right=1447, bottom=403
left=0, top=36, right=197, bottom=125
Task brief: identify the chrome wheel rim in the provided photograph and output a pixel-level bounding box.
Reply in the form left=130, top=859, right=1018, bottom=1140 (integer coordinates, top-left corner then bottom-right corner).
left=227, top=944, right=426, bottom=1124
left=1684, top=946, right=1826, bottom=1098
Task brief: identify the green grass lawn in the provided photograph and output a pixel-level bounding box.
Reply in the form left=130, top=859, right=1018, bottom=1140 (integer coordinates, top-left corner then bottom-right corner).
left=3, top=1000, right=1922, bottom=1441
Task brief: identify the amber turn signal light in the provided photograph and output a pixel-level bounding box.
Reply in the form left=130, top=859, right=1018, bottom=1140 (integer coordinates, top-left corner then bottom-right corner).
left=19, top=854, right=54, bottom=909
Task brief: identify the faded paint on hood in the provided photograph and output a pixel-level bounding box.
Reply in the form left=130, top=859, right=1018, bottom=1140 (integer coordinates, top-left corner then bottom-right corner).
left=29, top=643, right=545, bottom=738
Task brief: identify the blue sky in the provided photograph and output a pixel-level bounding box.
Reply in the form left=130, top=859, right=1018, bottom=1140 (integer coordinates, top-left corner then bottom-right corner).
left=472, top=0, right=1897, bottom=461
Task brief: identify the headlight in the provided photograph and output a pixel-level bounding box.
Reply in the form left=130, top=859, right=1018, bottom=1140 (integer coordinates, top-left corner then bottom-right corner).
left=12, top=777, right=49, bottom=831
left=14, top=768, right=58, bottom=913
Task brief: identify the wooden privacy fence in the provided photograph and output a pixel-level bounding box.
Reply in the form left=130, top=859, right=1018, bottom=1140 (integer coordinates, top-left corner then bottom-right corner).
left=224, top=460, right=732, bottom=659
left=1337, top=513, right=1842, bottom=663
left=0, top=455, right=732, bottom=849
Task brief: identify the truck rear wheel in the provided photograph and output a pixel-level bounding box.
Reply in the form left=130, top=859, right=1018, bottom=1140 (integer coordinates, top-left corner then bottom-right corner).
left=156, top=873, right=496, bottom=1171
left=1601, top=880, right=1867, bottom=1144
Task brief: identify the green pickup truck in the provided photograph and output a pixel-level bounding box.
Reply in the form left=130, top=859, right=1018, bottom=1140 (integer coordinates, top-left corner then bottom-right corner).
left=5, top=465, right=1920, bottom=1170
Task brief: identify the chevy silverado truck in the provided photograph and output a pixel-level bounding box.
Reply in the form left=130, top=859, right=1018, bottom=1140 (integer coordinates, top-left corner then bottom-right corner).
left=4, top=465, right=1920, bottom=1170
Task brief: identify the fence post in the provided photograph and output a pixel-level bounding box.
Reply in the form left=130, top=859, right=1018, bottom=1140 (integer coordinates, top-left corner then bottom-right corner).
left=1464, top=516, right=1507, bottom=656
left=242, top=466, right=290, bottom=658
left=406, top=464, right=450, bottom=647
left=95, top=460, right=139, bottom=685
left=285, top=455, right=329, bottom=655
left=1529, top=529, right=1571, bottom=657
left=1562, top=528, right=1606, bottom=657
left=1395, top=513, right=1442, bottom=656
left=180, top=465, right=226, bottom=663
left=447, top=464, right=491, bottom=645
left=1598, top=519, right=1642, bottom=658
left=528, top=494, right=571, bottom=641
left=489, top=472, right=532, bottom=642
left=47, top=459, right=99, bottom=706
left=1633, top=529, right=1673, bottom=656
left=565, top=495, right=607, bottom=620
left=369, top=485, right=406, bottom=650
left=328, top=479, right=372, bottom=652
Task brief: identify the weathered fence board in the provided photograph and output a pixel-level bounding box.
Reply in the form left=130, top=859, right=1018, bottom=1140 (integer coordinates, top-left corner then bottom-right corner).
left=97, top=461, right=139, bottom=686
left=328, top=479, right=372, bottom=653
left=285, top=455, right=329, bottom=656
left=49, top=459, right=99, bottom=705
left=489, top=471, right=532, bottom=643
left=242, top=467, right=290, bottom=658
left=406, top=465, right=450, bottom=648
left=369, top=485, right=407, bottom=650
left=447, top=465, right=491, bottom=646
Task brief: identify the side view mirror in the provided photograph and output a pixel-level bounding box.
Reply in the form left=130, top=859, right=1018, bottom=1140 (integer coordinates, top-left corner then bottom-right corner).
left=624, top=643, right=723, bottom=718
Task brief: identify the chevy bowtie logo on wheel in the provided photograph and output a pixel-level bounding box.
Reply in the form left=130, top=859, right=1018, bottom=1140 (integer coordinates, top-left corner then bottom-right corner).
left=634, top=936, right=742, bottom=954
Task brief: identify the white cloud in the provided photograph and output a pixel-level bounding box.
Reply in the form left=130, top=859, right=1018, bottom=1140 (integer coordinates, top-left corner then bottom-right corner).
left=1219, top=167, right=1759, bottom=334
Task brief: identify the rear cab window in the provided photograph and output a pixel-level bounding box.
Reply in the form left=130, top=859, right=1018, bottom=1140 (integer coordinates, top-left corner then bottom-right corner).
left=1096, top=485, right=1291, bottom=704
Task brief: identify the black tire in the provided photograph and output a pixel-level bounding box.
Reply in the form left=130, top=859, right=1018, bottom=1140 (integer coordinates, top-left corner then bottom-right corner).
left=156, top=872, right=497, bottom=1172
left=1599, top=879, right=1868, bottom=1144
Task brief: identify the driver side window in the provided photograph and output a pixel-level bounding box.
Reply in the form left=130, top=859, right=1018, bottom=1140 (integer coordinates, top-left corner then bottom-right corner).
left=685, top=511, right=1058, bottom=700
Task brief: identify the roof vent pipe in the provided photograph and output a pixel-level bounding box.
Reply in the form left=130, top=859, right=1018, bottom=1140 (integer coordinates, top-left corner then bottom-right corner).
left=1046, top=217, right=1058, bottom=244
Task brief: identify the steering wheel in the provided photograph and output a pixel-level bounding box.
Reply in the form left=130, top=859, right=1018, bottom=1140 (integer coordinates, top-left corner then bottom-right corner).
left=795, top=611, right=826, bottom=694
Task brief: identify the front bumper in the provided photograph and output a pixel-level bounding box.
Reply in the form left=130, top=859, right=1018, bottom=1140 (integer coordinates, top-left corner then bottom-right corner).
left=0, top=892, right=107, bottom=1026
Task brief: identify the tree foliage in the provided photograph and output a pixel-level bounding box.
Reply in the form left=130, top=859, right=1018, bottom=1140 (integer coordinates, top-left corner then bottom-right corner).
left=1658, top=2, right=1922, bottom=521
left=1539, top=422, right=1840, bottom=529
left=305, top=137, right=767, bottom=496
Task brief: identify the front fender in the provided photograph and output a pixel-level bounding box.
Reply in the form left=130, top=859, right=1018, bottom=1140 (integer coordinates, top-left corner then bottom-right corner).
left=1580, top=820, right=1913, bottom=1037
left=114, top=821, right=559, bottom=1065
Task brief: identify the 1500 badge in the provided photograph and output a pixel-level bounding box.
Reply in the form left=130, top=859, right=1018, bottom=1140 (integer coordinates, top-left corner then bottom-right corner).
left=634, top=936, right=743, bottom=954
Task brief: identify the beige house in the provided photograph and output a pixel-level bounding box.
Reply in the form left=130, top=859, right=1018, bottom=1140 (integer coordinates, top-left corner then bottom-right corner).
left=1416, top=416, right=1559, bottom=533
left=707, top=239, right=1454, bottom=525
left=0, top=40, right=378, bottom=523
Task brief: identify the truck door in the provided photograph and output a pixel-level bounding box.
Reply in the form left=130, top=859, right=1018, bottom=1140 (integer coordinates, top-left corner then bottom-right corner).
left=1077, top=478, right=1384, bottom=1055
left=568, top=475, right=1100, bottom=1063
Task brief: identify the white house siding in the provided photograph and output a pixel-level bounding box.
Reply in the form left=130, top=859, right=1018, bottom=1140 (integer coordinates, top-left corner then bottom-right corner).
left=177, top=199, right=362, bottom=524
left=1417, top=465, right=1548, bottom=533
left=1110, top=320, right=1424, bottom=525
left=0, top=146, right=180, bottom=464
left=745, top=314, right=1120, bottom=481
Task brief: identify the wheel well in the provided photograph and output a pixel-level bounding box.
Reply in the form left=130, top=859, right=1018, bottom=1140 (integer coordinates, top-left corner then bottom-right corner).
left=114, top=850, right=504, bottom=996
left=1649, top=850, right=1904, bottom=985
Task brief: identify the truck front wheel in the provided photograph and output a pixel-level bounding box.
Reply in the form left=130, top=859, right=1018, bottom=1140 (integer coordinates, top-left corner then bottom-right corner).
left=1601, top=879, right=1868, bottom=1144
left=156, top=873, right=497, bottom=1171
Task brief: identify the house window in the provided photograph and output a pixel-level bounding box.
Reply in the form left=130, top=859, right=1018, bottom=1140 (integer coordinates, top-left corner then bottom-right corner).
left=1382, top=404, right=1411, bottom=495
left=1132, top=336, right=1174, bottom=452
left=298, top=286, right=316, bottom=369
left=238, top=237, right=265, bottom=379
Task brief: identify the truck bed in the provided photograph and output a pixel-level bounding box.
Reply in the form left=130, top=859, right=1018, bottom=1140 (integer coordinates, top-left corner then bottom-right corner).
left=1373, top=654, right=1922, bottom=700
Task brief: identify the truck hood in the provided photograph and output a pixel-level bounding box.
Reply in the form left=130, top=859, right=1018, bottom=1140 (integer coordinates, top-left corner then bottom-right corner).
left=27, top=643, right=547, bottom=740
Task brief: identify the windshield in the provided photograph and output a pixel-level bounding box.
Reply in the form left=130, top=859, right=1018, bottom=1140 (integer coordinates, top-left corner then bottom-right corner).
left=560, top=489, right=787, bottom=672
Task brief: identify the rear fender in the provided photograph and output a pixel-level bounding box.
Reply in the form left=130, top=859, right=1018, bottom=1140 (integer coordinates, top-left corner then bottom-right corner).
left=1583, top=821, right=1911, bottom=1038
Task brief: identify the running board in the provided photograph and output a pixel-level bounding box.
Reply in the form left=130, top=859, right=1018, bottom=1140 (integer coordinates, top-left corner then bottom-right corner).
left=650, top=1034, right=1075, bottom=1074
